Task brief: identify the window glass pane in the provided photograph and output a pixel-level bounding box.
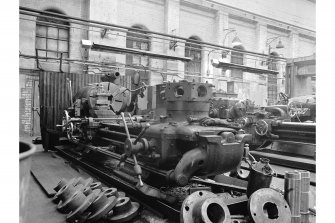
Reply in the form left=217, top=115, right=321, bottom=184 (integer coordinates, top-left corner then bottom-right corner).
left=36, top=25, right=47, bottom=37
left=59, top=40, right=68, bottom=52
left=141, top=56, right=149, bottom=66
left=59, top=29, right=68, bottom=40
left=37, top=49, right=46, bottom=57
left=48, top=27, right=58, bottom=39
left=133, top=55, right=140, bottom=65
left=47, top=50, right=57, bottom=58
left=140, top=42, right=148, bottom=50
left=47, top=39, right=58, bottom=51
left=133, top=42, right=139, bottom=49
left=36, top=37, right=46, bottom=50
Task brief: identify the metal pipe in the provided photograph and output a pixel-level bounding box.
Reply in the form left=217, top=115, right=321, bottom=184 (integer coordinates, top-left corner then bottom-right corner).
left=296, top=170, right=310, bottom=223
left=284, top=171, right=301, bottom=223
left=278, top=122, right=316, bottom=128
left=91, top=43, right=191, bottom=62
left=19, top=6, right=286, bottom=60
left=98, top=129, right=137, bottom=139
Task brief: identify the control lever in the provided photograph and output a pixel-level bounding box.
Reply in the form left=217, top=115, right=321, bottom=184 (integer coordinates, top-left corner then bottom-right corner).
left=134, top=123, right=150, bottom=144
left=128, top=113, right=135, bottom=127
left=119, top=112, right=148, bottom=187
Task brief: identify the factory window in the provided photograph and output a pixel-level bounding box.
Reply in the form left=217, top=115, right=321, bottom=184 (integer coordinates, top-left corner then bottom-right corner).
left=126, top=25, right=150, bottom=85
left=35, top=9, right=69, bottom=61
left=267, top=75, right=278, bottom=105
left=230, top=45, right=245, bottom=80
left=185, top=36, right=202, bottom=82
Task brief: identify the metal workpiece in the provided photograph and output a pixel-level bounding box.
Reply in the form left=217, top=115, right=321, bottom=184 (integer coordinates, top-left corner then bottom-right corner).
left=54, top=178, right=80, bottom=192
left=66, top=193, right=98, bottom=223
left=90, top=181, right=102, bottom=190
left=284, top=171, right=301, bottom=221
left=86, top=192, right=118, bottom=222
left=295, top=170, right=310, bottom=212
left=57, top=190, right=87, bottom=214
left=76, top=177, right=94, bottom=188
left=52, top=183, right=85, bottom=204
left=295, top=170, right=311, bottom=223
left=103, top=187, right=119, bottom=198
left=248, top=188, right=291, bottom=223
left=83, top=184, right=102, bottom=197
left=181, top=190, right=231, bottom=223
left=108, top=197, right=140, bottom=223
left=246, top=158, right=275, bottom=198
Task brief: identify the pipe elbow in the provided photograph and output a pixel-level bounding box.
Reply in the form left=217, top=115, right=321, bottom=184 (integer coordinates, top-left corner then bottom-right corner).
left=167, top=148, right=208, bottom=186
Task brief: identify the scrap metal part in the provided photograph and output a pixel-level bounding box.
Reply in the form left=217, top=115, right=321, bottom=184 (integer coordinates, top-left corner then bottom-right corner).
left=108, top=197, right=140, bottom=223
left=181, top=190, right=231, bottom=223
left=248, top=188, right=291, bottom=223
left=246, top=158, right=275, bottom=198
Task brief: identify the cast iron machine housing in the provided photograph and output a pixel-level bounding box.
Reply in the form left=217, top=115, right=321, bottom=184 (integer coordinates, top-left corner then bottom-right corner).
left=59, top=80, right=251, bottom=187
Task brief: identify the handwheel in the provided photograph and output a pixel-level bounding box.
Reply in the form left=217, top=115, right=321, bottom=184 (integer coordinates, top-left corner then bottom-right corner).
left=254, top=119, right=269, bottom=136
left=287, top=101, right=302, bottom=118
left=57, top=110, right=75, bottom=140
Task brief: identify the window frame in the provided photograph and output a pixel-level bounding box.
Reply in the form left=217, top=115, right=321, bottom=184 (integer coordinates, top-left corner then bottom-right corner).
left=35, top=10, right=70, bottom=63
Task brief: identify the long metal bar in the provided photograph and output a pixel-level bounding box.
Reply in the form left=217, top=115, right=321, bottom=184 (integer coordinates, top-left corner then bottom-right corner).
left=279, top=122, right=316, bottom=128
left=91, top=43, right=192, bottom=62
left=212, top=60, right=279, bottom=75
left=19, top=6, right=286, bottom=60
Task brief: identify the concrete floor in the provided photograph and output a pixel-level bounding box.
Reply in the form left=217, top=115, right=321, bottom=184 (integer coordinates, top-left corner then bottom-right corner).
left=20, top=136, right=67, bottom=223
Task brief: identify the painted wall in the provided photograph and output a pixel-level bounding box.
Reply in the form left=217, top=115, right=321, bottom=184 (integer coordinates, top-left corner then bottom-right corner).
left=207, top=0, right=315, bottom=31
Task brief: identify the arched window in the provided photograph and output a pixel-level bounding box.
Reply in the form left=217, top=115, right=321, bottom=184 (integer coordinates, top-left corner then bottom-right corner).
left=35, top=9, right=69, bottom=61
left=126, top=25, right=150, bottom=84
left=230, top=45, right=245, bottom=80
left=185, top=36, right=202, bottom=82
